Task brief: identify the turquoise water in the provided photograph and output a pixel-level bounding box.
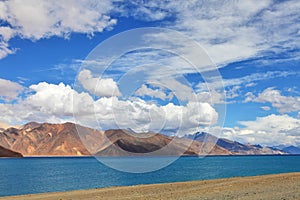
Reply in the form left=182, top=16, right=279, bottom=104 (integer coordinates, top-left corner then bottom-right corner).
left=0, top=155, right=300, bottom=197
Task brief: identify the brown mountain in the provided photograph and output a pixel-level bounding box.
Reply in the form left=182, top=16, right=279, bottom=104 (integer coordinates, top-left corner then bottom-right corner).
left=0, top=122, right=231, bottom=156
left=0, top=146, right=23, bottom=157
left=95, top=129, right=231, bottom=156
left=0, top=122, right=285, bottom=157
left=0, top=122, right=94, bottom=156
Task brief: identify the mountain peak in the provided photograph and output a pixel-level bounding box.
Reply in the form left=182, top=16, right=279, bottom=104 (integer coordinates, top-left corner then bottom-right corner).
left=184, top=132, right=218, bottom=143
left=282, top=146, right=300, bottom=154
left=22, top=122, right=41, bottom=130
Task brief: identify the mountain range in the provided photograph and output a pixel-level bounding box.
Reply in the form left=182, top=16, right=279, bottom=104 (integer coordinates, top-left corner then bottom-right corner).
left=272, top=145, right=300, bottom=155
left=0, top=122, right=295, bottom=157
left=184, top=132, right=287, bottom=155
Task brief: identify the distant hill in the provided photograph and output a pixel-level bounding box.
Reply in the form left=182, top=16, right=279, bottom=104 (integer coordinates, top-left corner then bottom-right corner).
left=184, top=132, right=286, bottom=155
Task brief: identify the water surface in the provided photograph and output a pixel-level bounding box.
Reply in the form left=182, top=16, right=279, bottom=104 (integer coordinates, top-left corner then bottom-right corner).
left=0, top=155, right=299, bottom=197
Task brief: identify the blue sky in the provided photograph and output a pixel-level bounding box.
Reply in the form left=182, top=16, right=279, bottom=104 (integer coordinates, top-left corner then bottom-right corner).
left=0, top=0, right=300, bottom=147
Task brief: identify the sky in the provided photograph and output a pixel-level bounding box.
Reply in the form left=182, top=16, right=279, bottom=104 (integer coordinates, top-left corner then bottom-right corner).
left=0, top=0, right=300, bottom=147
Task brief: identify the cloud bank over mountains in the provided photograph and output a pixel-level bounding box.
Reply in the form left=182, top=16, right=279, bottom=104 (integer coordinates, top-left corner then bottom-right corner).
left=0, top=80, right=218, bottom=135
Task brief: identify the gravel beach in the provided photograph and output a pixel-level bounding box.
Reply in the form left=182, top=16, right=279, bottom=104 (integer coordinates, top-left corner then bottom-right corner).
left=2, top=172, right=300, bottom=200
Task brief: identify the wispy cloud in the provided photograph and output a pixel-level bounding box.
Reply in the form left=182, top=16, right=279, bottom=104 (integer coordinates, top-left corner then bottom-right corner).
left=196, top=71, right=299, bottom=103
left=121, top=0, right=300, bottom=65
left=2, top=0, right=300, bottom=66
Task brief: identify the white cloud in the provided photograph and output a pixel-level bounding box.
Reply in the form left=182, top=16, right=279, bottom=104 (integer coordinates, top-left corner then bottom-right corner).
left=1, top=0, right=300, bottom=64
left=158, top=78, right=195, bottom=102
left=195, top=71, right=297, bottom=105
left=0, top=81, right=218, bottom=134
left=0, top=81, right=297, bottom=147
left=0, top=78, right=23, bottom=101
left=119, top=1, right=169, bottom=21
left=226, top=86, right=240, bottom=99
left=198, top=71, right=298, bottom=91
left=94, top=97, right=218, bottom=133
left=27, top=82, right=88, bottom=116
left=0, top=26, right=15, bottom=41
left=78, top=69, right=121, bottom=97
left=0, top=0, right=117, bottom=58
left=0, top=82, right=99, bottom=125
left=1, top=0, right=116, bottom=40
left=135, top=84, right=170, bottom=100
left=0, top=41, right=15, bottom=59
left=205, top=114, right=300, bottom=147
left=123, top=0, right=300, bottom=65
left=238, top=114, right=300, bottom=146
left=196, top=90, right=224, bottom=105
left=254, top=87, right=300, bottom=113
left=245, top=82, right=257, bottom=88
left=0, top=121, right=19, bottom=129
left=244, top=92, right=256, bottom=103
left=261, top=106, right=271, bottom=111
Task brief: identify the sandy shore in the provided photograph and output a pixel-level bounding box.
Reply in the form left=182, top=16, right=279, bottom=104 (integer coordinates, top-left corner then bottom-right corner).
left=2, top=172, right=300, bottom=200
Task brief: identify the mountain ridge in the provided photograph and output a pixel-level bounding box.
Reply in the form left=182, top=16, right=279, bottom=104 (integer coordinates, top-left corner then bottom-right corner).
left=0, top=122, right=288, bottom=157
left=183, top=132, right=286, bottom=155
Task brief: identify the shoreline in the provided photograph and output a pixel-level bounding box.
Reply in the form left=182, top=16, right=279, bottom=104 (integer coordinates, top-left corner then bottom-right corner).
left=1, top=172, right=300, bottom=200
left=1, top=154, right=300, bottom=158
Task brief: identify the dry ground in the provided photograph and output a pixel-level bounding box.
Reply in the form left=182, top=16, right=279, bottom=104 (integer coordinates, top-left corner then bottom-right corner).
left=2, top=172, right=300, bottom=200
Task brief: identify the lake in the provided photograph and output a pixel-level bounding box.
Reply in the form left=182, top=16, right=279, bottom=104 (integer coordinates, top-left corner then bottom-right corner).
left=0, top=155, right=300, bottom=197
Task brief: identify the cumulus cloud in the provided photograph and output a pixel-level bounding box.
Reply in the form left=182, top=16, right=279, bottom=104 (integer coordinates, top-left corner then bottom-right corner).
left=0, top=81, right=218, bottom=133
left=78, top=69, right=121, bottom=97
left=0, top=82, right=99, bottom=125
left=0, top=78, right=23, bottom=101
left=238, top=114, right=300, bottom=146
left=27, top=82, right=90, bottom=116
left=92, top=97, right=218, bottom=133
left=205, top=114, right=300, bottom=147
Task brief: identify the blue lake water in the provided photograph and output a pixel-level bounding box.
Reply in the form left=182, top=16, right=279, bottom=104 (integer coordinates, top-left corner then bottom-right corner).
left=0, top=155, right=300, bottom=197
